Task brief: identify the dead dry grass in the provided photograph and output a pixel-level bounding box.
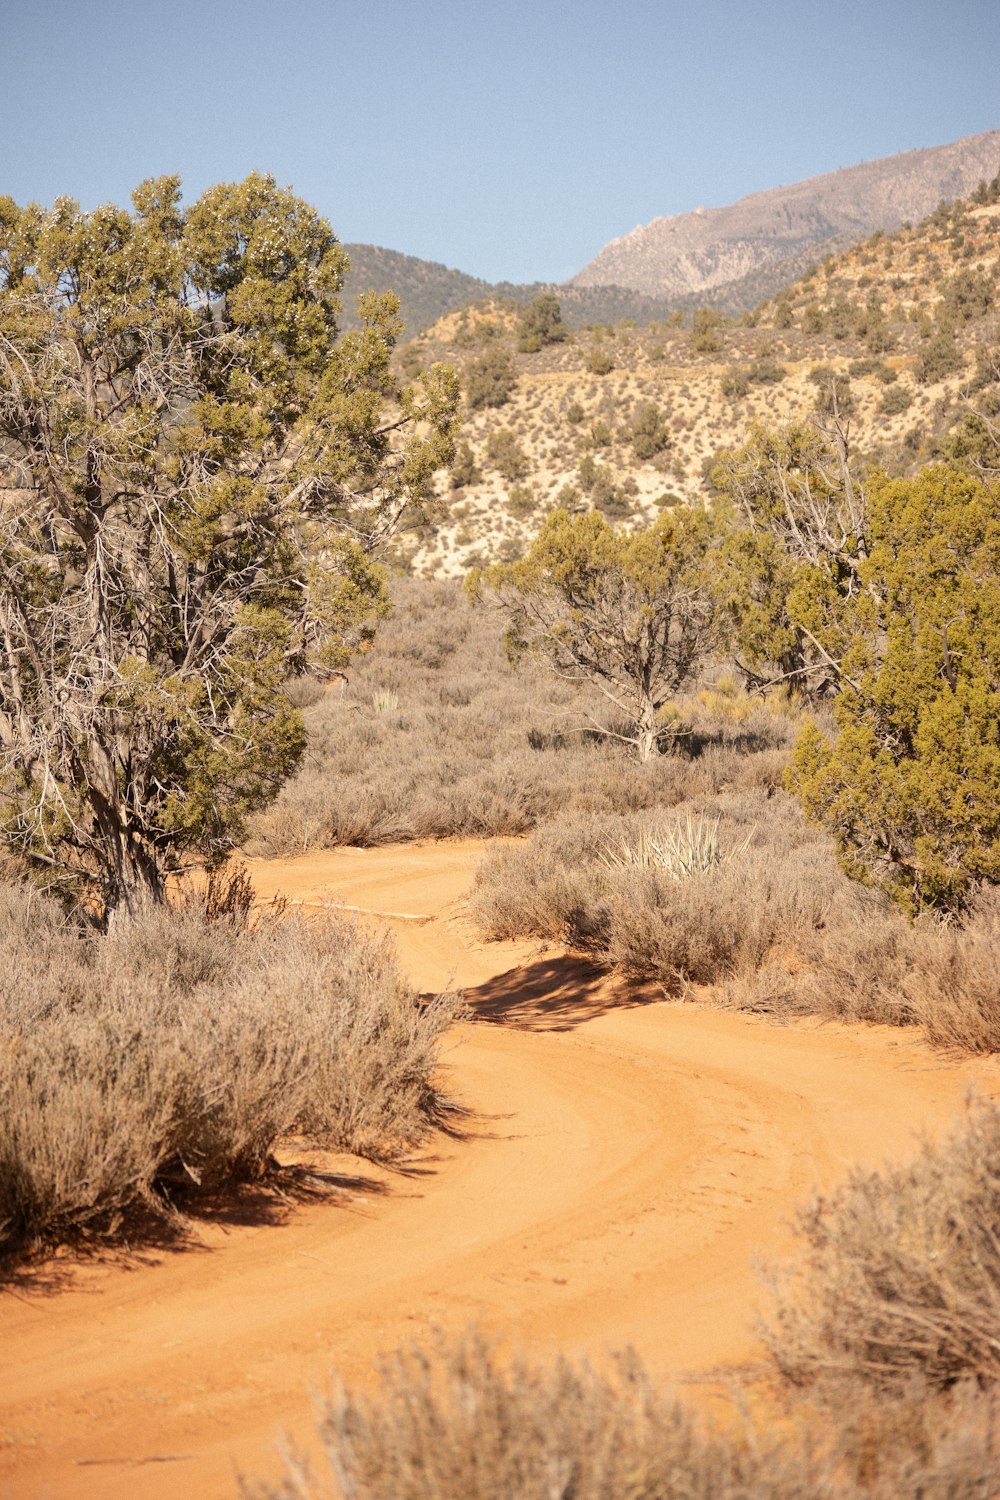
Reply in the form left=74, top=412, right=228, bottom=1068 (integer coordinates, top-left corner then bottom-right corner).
left=0, top=882, right=457, bottom=1264
left=247, top=580, right=796, bottom=858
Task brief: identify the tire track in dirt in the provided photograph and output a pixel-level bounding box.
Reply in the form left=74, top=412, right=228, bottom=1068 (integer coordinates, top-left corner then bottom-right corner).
left=2, top=838, right=997, bottom=1500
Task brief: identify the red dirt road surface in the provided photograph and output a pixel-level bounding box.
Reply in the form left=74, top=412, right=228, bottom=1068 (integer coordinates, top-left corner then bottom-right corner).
left=2, top=839, right=997, bottom=1499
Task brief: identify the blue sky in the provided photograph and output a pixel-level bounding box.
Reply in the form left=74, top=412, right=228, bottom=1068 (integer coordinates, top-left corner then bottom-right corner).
left=2, top=0, right=998, bottom=282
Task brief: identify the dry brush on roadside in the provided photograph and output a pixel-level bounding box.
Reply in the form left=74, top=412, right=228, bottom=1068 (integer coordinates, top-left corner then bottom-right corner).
left=245, top=1102, right=1000, bottom=1499
left=470, top=789, right=1000, bottom=1047
left=0, top=881, right=457, bottom=1265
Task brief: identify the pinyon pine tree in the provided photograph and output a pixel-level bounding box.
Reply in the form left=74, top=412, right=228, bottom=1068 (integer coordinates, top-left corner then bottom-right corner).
left=0, top=174, right=458, bottom=911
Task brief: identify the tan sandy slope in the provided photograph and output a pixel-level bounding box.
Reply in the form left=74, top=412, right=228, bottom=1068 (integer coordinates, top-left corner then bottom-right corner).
left=2, top=839, right=998, bottom=1499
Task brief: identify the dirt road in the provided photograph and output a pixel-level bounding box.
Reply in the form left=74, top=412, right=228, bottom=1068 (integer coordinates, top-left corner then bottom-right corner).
left=2, top=840, right=997, bottom=1499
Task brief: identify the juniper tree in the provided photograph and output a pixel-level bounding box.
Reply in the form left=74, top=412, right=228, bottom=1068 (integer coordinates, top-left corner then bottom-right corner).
left=714, top=422, right=1000, bottom=910
left=0, top=174, right=458, bottom=911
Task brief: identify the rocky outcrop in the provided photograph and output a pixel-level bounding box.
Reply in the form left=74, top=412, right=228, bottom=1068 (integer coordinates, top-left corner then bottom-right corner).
left=569, top=130, right=1000, bottom=300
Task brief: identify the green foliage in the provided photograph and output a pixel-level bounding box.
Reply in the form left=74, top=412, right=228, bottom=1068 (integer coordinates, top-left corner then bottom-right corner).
left=585, top=418, right=614, bottom=450
left=720, top=366, right=750, bottom=400
left=449, top=439, right=482, bottom=489
left=717, top=421, right=1000, bottom=909
left=505, top=483, right=536, bottom=519
left=469, top=507, right=716, bottom=760
left=485, top=427, right=529, bottom=481
left=0, top=174, right=458, bottom=910
left=465, top=346, right=517, bottom=409
left=790, top=467, right=1000, bottom=911
left=691, top=307, right=722, bottom=351
left=565, top=399, right=585, bottom=424
left=584, top=344, right=615, bottom=376
left=942, top=267, right=995, bottom=324
left=800, top=302, right=826, bottom=335
left=577, top=455, right=631, bottom=518
left=629, top=402, right=672, bottom=460
left=516, top=291, right=567, bottom=352
left=710, top=422, right=867, bottom=690
left=916, top=327, right=965, bottom=384
left=879, top=383, right=913, bottom=416
left=827, top=299, right=855, bottom=340
left=748, top=358, right=787, bottom=385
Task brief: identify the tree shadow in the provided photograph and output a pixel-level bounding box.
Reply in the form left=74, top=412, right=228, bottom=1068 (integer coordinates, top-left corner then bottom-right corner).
left=0, top=1163, right=392, bottom=1296
left=463, top=952, right=661, bottom=1032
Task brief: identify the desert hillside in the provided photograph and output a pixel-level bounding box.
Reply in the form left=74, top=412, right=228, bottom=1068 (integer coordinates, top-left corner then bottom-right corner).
left=396, top=181, right=1000, bottom=575
left=338, top=243, right=679, bottom=335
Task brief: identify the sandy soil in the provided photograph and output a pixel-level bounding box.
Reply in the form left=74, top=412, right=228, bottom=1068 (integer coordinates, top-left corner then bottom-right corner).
left=2, top=838, right=998, bottom=1500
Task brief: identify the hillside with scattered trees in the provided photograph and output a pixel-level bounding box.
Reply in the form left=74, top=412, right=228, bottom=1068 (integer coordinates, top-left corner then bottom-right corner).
left=388, top=174, right=999, bottom=575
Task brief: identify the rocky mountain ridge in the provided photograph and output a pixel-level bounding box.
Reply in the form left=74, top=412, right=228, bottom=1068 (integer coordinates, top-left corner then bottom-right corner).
left=570, top=129, right=1000, bottom=302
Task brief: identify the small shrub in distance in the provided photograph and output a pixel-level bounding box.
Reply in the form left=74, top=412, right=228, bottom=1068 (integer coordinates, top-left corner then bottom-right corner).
left=720, top=366, right=750, bottom=399
left=916, top=328, right=964, bottom=385
left=879, top=383, right=913, bottom=416
left=449, top=440, right=482, bottom=488
left=485, top=427, right=529, bottom=481
left=465, top=347, right=517, bottom=409
left=629, top=402, right=672, bottom=459
left=584, top=345, right=615, bottom=376
left=517, top=292, right=567, bottom=353
left=505, top=483, right=536, bottom=519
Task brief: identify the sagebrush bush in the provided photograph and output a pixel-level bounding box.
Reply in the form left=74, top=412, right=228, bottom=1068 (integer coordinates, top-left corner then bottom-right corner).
left=471, top=791, right=869, bottom=996
left=0, top=885, right=456, bottom=1260
left=762, top=1100, right=1000, bottom=1396
left=243, top=1105, right=1000, bottom=1498
left=242, top=1331, right=1000, bottom=1500
left=903, top=891, right=1000, bottom=1052
left=241, top=1332, right=835, bottom=1500
left=471, top=788, right=1000, bottom=1042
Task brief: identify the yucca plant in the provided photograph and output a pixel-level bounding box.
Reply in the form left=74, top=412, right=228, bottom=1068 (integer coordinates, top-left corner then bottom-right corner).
left=601, top=814, right=754, bottom=878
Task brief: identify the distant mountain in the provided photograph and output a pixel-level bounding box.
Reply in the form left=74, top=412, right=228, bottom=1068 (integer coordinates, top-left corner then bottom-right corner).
left=569, top=129, right=1000, bottom=305
left=340, top=131, right=1000, bottom=338
left=338, top=245, right=680, bottom=336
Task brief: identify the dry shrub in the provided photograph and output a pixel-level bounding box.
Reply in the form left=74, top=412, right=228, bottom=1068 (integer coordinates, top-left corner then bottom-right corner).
left=472, top=790, right=1000, bottom=1047
left=241, top=1333, right=833, bottom=1500
left=241, top=1332, right=1000, bottom=1500
left=903, top=891, right=1000, bottom=1052
left=0, top=886, right=456, bottom=1260
left=246, top=580, right=798, bottom=856
left=471, top=791, right=852, bottom=995
left=762, top=1100, right=1000, bottom=1395
left=786, top=904, right=918, bottom=1026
